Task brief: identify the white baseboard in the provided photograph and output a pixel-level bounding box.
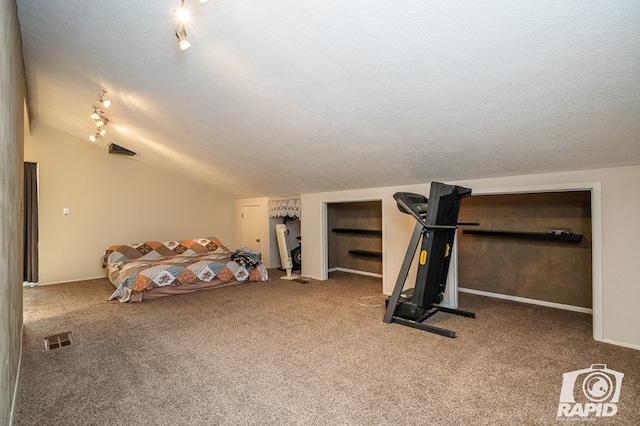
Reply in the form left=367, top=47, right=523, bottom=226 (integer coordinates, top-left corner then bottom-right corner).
left=601, top=339, right=640, bottom=351
left=328, top=267, right=382, bottom=278
left=36, top=275, right=107, bottom=286
left=458, top=287, right=593, bottom=314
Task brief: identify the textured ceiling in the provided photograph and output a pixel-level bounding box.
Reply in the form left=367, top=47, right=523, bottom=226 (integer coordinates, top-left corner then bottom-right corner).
left=16, top=0, right=640, bottom=198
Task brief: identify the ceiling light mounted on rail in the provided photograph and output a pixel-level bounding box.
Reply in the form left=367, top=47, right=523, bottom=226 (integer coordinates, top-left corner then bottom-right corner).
left=89, top=127, right=107, bottom=142
left=88, top=88, right=112, bottom=142
left=94, top=116, right=109, bottom=128
left=176, top=25, right=191, bottom=51
left=90, top=107, right=101, bottom=120
left=98, top=89, right=110, bottom=109
left=173, top=0, right=208, bottom=51
left=175, top=0, right=190, bottom=23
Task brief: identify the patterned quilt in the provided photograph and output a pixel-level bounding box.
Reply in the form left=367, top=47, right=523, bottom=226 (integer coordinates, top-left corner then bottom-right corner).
left=103, top=237, right=268, bottom=302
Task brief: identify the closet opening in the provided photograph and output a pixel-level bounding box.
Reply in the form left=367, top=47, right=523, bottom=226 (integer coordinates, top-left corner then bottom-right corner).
left=326, top=200, right=383, bottom=278
left=456, top=189, right=594, bottom=330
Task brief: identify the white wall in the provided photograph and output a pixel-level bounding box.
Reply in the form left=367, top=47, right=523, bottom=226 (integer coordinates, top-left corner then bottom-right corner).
left=301, top=165, right=640, bottom=349
left=24, top=122, right=238, bottom=284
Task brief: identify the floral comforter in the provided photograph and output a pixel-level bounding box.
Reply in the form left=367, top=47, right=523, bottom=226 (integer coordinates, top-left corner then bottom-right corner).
left=103, top=237, right=268, bottom=302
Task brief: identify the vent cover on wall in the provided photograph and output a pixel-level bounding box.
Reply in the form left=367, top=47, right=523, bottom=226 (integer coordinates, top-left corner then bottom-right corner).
left=108, top=143, right=137, bottom=156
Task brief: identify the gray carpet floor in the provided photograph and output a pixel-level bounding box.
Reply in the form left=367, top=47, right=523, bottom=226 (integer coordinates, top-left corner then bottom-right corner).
left=14, top=270, right=640, bottom=425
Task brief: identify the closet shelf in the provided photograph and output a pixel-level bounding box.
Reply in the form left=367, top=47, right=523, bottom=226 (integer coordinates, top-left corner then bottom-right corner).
left=462, top=229, right=582, bottom=242
left=348, top=250, right=383, bottom=258
left=332, top=228, right=382, bottom=236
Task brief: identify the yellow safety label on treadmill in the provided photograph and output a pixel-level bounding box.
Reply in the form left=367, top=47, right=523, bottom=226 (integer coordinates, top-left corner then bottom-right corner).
left=419, top=250, right=427, bottom=265
left=445, top=244, right=450, bottom=257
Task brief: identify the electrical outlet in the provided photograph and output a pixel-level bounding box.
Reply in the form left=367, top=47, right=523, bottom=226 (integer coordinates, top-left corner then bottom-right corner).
left=63, top=208, right=70, bottom=215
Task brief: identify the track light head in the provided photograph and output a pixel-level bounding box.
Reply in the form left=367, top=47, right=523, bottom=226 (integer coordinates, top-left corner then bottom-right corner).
left=89, top=129, right=102, bottom=142
left=173, top=0, right=208, bottom=50
left=95, top=116, right=109, bottom=128
left=175, top=1, right=190, bottom=23
left=98, top=89, right=110, bottom=108
left=176, top=27, right=191, bottom=50
left=90, top=107, right=101, bottom=120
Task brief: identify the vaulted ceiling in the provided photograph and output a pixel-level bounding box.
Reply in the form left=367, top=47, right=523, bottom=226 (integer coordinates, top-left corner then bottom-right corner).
left=16, top=1, right=640, bottom=198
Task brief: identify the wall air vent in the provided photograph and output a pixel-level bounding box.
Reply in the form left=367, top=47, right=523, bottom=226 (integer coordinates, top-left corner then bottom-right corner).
left=108, top=143, right=137, bottom=156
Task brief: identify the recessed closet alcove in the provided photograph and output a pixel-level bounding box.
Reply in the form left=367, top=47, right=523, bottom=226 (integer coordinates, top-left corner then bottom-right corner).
left=327, top=201, right=382, bottom=276
left=457, top=191, right=593, bottom=311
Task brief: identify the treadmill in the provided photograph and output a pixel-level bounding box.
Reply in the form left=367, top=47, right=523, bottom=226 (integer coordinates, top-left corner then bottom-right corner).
left=383, top=181, right=476, bottom=338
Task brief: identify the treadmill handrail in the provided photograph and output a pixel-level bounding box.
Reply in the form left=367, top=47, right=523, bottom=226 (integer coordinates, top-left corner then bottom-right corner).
left=424, top=224, right=458, bottom=230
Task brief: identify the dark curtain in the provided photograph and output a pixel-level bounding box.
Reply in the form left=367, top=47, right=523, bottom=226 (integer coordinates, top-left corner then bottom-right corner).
left=23, top=162, right=39, bottom=283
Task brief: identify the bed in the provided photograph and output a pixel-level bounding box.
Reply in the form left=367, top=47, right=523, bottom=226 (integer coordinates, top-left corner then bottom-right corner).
left=102, top=237, right=269, bottom=302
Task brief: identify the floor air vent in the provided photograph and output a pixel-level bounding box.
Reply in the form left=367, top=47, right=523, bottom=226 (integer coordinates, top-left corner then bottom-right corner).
left=44, top=332, right=72, bottom=351
left=108, top=143, right=137, bottom=156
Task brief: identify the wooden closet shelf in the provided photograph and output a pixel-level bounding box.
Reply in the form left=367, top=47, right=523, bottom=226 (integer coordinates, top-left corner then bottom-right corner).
left=348, top=250, right=383, bottom=258
left=332, top=228, right=382, bottom=236
left=462, top=229, right=583, bottom=242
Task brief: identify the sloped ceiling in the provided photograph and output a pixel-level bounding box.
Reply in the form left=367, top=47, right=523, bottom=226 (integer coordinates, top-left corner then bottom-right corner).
left=17, top=0, right=640, bottom=198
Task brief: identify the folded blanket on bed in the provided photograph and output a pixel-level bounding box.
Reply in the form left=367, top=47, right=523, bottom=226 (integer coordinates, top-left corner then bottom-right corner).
left=230, top=247, right=262, bottom=269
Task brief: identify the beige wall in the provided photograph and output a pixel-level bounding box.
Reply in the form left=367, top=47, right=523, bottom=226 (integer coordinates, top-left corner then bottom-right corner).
left=301, top=165, right=640, bottom=349
left=24, top=122, right=238, bottom=284
left=0, top=0, right=26, bottom=423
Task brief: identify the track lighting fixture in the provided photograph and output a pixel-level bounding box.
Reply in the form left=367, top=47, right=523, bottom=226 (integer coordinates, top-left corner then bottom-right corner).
left=176, top=25, right=191, bottom=50
left=175, top=0, right=190, bottom=23
left=89, top=127, right=106, bottom=142
left=90, top=107, right=102, bottom=120
left=98, top=89, right=110, bottom=109
left=88, top=89, right=112, bottom=142
left=89, top=129, right=101, bottom=142
left=95, top=116, right=109, bottom=128
left=173, top=0, right=208, bottom=50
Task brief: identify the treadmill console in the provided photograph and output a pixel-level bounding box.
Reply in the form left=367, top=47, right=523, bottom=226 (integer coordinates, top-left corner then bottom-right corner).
left=393, top=192, right=429, bottom=223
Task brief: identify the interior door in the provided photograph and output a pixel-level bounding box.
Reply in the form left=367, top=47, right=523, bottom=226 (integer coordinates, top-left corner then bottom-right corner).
left=241, top=205, right=262, bottom=253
